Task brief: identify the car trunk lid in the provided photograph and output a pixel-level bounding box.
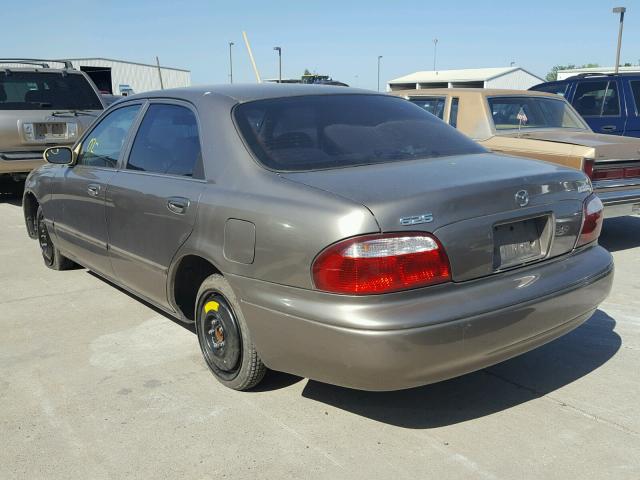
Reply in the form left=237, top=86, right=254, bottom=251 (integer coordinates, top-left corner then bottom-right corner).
left=283, top=152, right=590, bottom=281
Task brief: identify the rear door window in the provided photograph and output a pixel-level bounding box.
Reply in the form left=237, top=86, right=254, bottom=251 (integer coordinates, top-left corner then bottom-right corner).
left=77, top=105, right=141, bottom=168
left=126, top=104, right=202, bottom=178
left=573, top=81, right=621, bottom=117
left=408, top=96, right=446, bottom=119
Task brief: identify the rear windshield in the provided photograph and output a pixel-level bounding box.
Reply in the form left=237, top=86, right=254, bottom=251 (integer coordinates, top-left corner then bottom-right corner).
left=0, top=71, right=103, bottom=110
left=487, top=96, right=586, bottom=131
left=234, top=94, right=485, bottom=171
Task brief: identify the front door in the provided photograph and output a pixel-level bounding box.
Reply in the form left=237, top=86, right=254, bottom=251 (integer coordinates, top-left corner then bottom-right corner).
left=54, top=104, right=142, bottom=275
left=571, top=79, right=626, bottom=135
left=106, top=102, right=205, bottom=308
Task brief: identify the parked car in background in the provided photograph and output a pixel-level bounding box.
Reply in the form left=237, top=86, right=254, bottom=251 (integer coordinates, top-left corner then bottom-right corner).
left=101, top=93, right=124, bottom=106
left=530, top=73, right=640, bottom=137
left=392, top=88, right=640, bottom=218
left=0, top=59, right=103, bottom=187
left=23, top=84, right=612, bottom=392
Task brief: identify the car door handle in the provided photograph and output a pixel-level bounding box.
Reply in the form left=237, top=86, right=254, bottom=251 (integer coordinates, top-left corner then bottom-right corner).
left=601, top=125, right=617, bottom=132
left=87, top=184, right=100, bottom=197
left=167, top=197, right=190, bottom=215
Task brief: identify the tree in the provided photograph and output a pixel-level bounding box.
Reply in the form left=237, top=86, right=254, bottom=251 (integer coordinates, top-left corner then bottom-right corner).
left=303, top=69, right=311, bottom=75
left=545, top=63, right=599, bottom=82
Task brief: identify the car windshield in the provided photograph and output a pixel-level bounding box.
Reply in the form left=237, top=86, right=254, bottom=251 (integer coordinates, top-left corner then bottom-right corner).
left=0, top=71, right=103, bottom=110
left=488, top=96, right=586, bottom=131
left=234, top=94, right=485, bottom=171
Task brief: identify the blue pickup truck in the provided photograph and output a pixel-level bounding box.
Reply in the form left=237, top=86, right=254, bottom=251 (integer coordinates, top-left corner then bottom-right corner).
left=530, top=73, right=640, bottom=137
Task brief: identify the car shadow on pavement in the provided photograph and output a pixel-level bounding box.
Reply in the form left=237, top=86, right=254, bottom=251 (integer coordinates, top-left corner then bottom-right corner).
left=0, top=181, right=24, bottom=206
left=301, top=310, right=620, bottom=429
left=600, top=216, right=640, bottom=252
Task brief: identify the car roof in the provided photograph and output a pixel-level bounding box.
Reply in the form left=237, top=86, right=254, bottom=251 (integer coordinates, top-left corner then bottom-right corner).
left=392, top=88, right=560, bottom=98
left=125, top=83, right=376, bottom=104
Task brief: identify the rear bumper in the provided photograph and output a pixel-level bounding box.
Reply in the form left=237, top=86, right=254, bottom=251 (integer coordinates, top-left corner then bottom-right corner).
left=596, top=187, right=640, bottom=218
left=230, top=246, right=614, bottom=391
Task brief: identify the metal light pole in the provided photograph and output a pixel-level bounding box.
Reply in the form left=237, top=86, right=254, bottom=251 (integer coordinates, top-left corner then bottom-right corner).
left=613, top=7, right=626, bottom=74
left=377, top=55, right=383, bottom=92
left=228, top=42, right=234, bottom=84
left=433, top=38, right=438, bottom=71
left=273, top=47, right=282, bottom=83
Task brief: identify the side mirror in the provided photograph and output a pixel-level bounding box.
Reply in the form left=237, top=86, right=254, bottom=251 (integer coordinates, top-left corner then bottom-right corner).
left=43, top=146, right=74, bottom=165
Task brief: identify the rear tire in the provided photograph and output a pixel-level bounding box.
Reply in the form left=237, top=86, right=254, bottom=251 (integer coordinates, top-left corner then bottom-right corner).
left=195, top=274, right=266, bottom=391
left=36, top=206, right=75, bottom=270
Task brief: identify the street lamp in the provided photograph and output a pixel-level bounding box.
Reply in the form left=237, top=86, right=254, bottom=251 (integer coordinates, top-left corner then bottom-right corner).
left=228, top=42, right=234, bottom=84
left=273, top=46, right=282, bottom=83
left=377, top=55, right=383, bottom=92
left=613, top=7, right=626, bottom=74
left=433, top=38, right=438, bottom=71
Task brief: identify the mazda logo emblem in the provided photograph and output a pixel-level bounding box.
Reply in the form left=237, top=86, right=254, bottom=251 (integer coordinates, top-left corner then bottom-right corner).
left=515, top=189, right=529, bottom=207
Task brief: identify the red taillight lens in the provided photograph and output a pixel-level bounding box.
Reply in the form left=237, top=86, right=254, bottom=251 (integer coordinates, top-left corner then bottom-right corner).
left=624, top=166, right=640, bottom=178
left=593, top=168, right=624, bottom=180
left=312, top=233, right=451, bottom=295
left=577, top=193, right=604, bottom=247
left=582, top=159, right=594, bottom=179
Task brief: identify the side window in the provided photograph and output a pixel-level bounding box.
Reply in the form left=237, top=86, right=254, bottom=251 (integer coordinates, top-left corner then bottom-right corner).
left=630, top=81, right=640, bottom=116
left=573, top=81, right=620, bottom=117
left=449, top=97, right=459, bottom=128
left=126, top=104, right=202, bottom=178
left=77, top=105, right=141, bottom=168
left=408, top=97, right=446, bottom=119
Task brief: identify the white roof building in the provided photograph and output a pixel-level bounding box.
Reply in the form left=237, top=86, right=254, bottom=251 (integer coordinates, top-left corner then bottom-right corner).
left=388, top=67, right=543, bottom=91
left=67, top=57, right=191, bottom=96
left=557, top=66, right=640, bottom=80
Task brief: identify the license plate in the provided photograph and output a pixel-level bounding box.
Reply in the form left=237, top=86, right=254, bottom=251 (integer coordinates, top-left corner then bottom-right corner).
left=34, top=123, right=66, bottom=140
left=493, top=217, right=547, bottom=269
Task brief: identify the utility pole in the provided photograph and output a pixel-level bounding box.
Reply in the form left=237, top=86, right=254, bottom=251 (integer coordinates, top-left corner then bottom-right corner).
left=377, top=55, right=383, bottom=92
left=229, top=42, right=234, bottom=83
left=273, top=47, right=282, bottom=82
left=613, top=7, right=626, bottom=74
left=155, top=56, right=164, bottom=90
left=433, top=38, right=438, bottom=71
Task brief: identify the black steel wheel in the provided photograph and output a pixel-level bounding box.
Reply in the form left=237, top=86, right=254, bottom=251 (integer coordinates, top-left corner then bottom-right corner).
left=36, top=206, right=75, bottom=270
left=196, top=274, right=266, bottom=390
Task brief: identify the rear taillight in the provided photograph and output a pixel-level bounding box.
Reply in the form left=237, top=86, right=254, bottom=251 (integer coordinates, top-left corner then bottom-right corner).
left=582, top=159, right=594, bottom=179
left=576, top=193, right=604, bottom=247
left=592, top=165, right=640, bottom=180
left=312, top=233, right=451, bottom=295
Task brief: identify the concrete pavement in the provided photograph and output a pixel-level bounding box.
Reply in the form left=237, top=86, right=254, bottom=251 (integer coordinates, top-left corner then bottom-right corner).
left=1, top=190, right=638, bottom=480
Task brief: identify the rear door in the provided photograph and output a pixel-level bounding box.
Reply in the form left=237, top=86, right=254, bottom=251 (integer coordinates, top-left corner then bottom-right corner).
left=571, top=79, right=626, bottom=135
left=622, top=78, right=640, bottom=137
left=54, top=103, right=142, bottom=275
left=105, top=101, right=205, bottom=308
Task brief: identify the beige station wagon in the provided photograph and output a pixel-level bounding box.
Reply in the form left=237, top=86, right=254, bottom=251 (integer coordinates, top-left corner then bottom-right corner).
left=0, top=59, right=103, bottom=187
left=392, top=88, right=640, bottom=217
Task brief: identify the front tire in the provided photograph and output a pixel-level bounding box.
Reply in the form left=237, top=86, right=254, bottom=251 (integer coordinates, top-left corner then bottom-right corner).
left=195, top=274, right=266, bottom=391
left=36, top=206, right=75, bottom=270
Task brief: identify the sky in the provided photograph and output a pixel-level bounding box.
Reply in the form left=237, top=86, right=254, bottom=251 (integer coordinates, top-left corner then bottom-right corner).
left=3, top=0, right=639, bottom=90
